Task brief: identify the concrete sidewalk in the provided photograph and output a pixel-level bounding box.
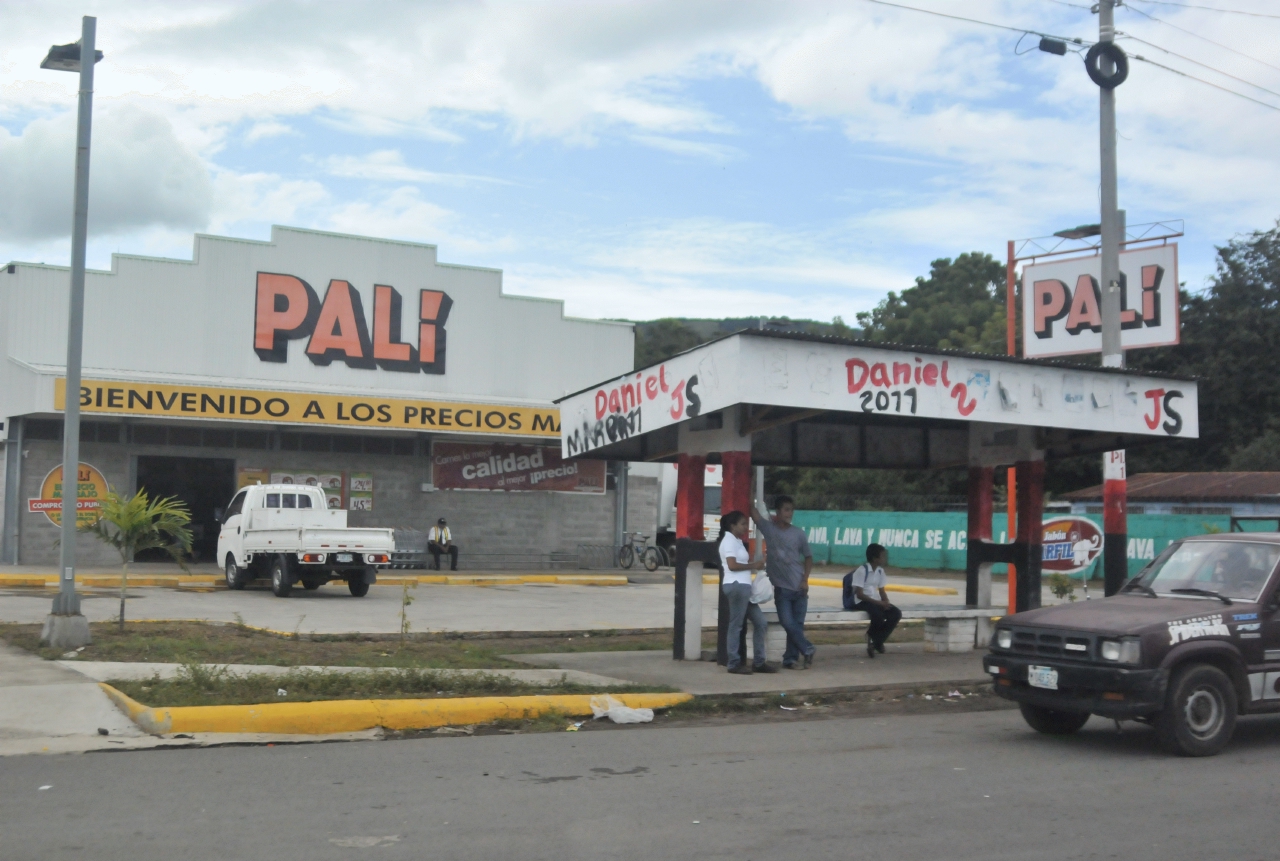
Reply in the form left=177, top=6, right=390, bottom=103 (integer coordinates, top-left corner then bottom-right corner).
left=0, top=642, right=155, bottom=756
left=512, top=642, right=991, bottom=696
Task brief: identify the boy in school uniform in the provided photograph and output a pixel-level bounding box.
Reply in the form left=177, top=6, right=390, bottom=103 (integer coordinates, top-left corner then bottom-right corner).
left=843, top=543, right=902, bottom=659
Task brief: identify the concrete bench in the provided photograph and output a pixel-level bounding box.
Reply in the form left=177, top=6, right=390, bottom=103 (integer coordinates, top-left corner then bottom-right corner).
left=757, top=605, right=998, bottom=660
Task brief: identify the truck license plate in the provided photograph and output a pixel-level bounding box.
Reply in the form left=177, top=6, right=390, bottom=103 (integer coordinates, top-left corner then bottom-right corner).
left=1028, top=665, right=1058, bottom=690
left=335, top=553, right=354, bottom=563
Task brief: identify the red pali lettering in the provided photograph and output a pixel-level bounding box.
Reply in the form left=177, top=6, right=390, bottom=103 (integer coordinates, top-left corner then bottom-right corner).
left=951, top=383, right=976, bottom=416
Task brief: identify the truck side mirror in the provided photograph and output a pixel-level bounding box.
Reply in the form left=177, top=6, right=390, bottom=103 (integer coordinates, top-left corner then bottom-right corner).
left=214, top=507, right=226, bottom=523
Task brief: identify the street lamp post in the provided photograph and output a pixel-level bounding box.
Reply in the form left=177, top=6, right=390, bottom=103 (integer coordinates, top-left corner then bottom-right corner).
left=1094, top=0, right=1129, bottom=596
left=39, top=16, right=102, bottom=648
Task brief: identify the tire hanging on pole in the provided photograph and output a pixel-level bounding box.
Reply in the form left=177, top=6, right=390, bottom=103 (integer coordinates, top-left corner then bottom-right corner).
left=1085, top=42, right=1129, bottom=90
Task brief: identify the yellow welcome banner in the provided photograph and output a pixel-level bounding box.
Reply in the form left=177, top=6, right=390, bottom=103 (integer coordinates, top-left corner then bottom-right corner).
left=54, top=378, right=560, bottom=438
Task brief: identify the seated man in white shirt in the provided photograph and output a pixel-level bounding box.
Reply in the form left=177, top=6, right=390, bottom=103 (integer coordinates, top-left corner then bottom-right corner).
left=428, top=518, right=459, bottom=571
left=843, top=543, right=901, bottom=659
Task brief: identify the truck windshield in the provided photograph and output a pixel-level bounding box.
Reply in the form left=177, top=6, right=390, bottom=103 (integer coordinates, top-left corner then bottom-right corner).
left=1136, top=541, right=1280, bottom=603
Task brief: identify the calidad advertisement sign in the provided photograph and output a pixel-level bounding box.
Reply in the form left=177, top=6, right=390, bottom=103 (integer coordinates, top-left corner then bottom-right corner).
left=1022, top=244, right=1179, bottom=359
left=55, top=378, right=560, bottom=439
left=27, top=462, right=110, bottom=527
left=1042, top=516, right=1105, bottom=577
left=433, top=441, right=605, bottom=493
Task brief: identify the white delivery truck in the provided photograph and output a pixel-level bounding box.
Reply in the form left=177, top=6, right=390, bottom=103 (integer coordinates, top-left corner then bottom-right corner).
left=216, top=484, right=395, bottom=598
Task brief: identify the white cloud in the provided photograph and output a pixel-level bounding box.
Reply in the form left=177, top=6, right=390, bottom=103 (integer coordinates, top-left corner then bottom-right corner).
left=0, top=105, right=213, bottom=241
left=244, top=120, right=295, bottom=143
left=320, top=150, right=508, bottom=186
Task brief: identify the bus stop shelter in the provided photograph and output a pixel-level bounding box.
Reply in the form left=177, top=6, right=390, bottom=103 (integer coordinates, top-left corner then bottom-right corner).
left=556, top=330, right=1198, bottom=660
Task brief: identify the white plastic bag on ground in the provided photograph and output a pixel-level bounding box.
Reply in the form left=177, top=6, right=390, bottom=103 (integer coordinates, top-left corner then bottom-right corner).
left=590, top=694, right=654, bottom=724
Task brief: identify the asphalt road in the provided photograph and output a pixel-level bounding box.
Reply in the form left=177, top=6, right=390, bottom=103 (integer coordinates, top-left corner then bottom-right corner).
left=4, top=708, right=1279, bottom=861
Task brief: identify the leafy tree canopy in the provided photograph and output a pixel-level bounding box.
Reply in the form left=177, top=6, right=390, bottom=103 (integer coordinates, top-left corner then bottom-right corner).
left=1128, top=220, right=1280, bottom=473
left=856, top=252, right=1009, bottom=354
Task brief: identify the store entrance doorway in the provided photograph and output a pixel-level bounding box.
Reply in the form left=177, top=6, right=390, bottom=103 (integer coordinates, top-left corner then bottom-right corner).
left=135, top=456, right=236, bottom=562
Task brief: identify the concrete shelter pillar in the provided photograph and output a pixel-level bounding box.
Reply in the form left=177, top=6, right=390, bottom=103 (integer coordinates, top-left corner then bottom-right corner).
left=1015, top=458, right=1046, bottom=612
left=964, top=466, right=993, bottom=608
left=716, top=450, right=752, bottom=666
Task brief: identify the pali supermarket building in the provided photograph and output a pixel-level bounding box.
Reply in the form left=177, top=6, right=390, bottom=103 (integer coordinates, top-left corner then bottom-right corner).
left=0, top=226, right=657, bottom=568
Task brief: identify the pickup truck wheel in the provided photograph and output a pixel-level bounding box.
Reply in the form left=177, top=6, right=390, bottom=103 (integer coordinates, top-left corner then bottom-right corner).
left=348, top=577, right=370, bottom=597
left=270, top=557, right=293, bottom=598
left=1156, top=663, right=1237, bottom=757
left=1019, top=703, right=1090, bottom=735
left=224, top=556, right=247, bottom=590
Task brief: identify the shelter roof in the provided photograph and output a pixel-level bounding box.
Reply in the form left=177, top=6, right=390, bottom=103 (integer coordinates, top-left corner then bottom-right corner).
left=556, top=330, right=1200, bottom=468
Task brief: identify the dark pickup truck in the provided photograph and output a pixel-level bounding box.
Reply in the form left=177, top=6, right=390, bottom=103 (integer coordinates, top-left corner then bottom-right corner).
left=984, top=533, right=1280, bottom=756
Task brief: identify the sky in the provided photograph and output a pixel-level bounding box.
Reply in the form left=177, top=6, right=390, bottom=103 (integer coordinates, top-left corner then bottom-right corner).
left=2, top=0, right=1278, bottom=324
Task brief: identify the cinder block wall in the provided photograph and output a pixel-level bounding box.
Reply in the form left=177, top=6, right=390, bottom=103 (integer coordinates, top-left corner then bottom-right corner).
left=15, top=438, right=623, bottom=569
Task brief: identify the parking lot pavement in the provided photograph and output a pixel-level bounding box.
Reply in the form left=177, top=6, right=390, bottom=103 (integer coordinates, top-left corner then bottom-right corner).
left=0, top=572, right=1015, bottom=635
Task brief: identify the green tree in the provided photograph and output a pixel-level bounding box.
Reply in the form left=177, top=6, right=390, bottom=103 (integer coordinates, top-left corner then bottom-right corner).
left=633, top=318, right=707, bottom=369
left=1128, top=221, right=1280, bottom=473
left=81, top=490, right=193, bottom=631
left=1228, top=430, right=1280, bottom=471
left=856, top=252, right=1009, bottom=354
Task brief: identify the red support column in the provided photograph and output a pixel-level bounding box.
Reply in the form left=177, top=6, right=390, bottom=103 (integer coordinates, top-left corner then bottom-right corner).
left=1103, top=450, right=1128, bottom=596
left=967, top=467, right=993, bottom=543
left=720, top=451, right=752, bottom=523
left=675, top=454, right=707, bottom=541
left=1015, top=459, right=1045, bottom=612
left=965, top=466, right=993, bottom=606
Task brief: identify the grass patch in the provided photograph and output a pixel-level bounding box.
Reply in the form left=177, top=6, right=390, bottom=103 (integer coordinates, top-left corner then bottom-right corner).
left=0, top=621, right=672, bottom=668
left=0, top=618, right=921, bottom=669
left=111, top=663, right=676, bottom=708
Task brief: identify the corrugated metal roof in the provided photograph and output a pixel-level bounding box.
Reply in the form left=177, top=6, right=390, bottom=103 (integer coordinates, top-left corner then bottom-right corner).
left=1062, top=472, right=1280, bottom=502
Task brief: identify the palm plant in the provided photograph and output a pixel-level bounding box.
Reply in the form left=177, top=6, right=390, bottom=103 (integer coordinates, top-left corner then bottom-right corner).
left=80, top=490, right=193, bottom=631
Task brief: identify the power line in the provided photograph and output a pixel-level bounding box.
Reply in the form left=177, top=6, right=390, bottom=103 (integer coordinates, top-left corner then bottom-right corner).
left=856, top=0, right=1280, bottom=114
left=858, top=0, right=1092, bottom=45
left=1123, top=3, right=1280, bottom=74
left=1129, top=53, right=1280, bottom=111
left=1129, top=0, right=1280, bottom=19
left=1121, top=33, right=1280, bottom=99
left=1041, top=0, right=1093, bottom=9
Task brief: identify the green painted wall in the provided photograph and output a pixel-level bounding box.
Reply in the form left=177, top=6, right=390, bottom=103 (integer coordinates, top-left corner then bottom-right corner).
left=792, top=511, right=1243, bottom=578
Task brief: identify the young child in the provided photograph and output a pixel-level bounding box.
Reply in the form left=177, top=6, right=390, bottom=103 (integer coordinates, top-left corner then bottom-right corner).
left=843, top=543, right=902, bottom=659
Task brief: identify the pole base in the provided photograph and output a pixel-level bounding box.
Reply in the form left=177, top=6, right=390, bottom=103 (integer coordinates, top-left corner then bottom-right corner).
left=40, top=613, right=92, bottom=649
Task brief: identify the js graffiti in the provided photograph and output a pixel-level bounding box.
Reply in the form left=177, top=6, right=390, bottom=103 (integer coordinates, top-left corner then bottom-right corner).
left=1143, top=388, right=1184, bottom=435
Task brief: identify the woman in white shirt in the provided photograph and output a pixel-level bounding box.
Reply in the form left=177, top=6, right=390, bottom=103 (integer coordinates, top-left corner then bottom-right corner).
left=718, top=511, right=776, bottom=675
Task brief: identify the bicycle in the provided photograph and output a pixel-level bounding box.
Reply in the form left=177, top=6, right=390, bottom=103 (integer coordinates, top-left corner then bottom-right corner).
left=617, top=532, right=662, bottom=571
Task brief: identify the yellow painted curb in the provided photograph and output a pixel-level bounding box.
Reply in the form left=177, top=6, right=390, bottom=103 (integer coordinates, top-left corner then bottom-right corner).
left=808, top=577, right=957, bottom=596
left=700, top=575, right=957, bottom=596
left=99, top=684, right=692, bottom=735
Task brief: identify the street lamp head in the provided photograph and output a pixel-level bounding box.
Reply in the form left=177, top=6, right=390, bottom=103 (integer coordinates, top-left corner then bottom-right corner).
left=1038, top=38, right=1068, bottom=56
left=40, top=41, right=104, bottom=73
left=1054, top=224, right=1102, bottom=240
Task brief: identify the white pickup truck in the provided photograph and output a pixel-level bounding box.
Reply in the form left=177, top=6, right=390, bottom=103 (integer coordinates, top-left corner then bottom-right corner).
left=216, top=484, right=395, bottom=597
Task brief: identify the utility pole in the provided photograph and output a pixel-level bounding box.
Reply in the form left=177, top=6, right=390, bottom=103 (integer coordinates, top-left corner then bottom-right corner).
left=1096, top=0, right=1128, bottom=595
left=39, top=17, right=100, bottom=648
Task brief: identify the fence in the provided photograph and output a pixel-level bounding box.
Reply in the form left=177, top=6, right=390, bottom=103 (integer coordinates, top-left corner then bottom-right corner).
left=791, top=511, right=1266, bottom=578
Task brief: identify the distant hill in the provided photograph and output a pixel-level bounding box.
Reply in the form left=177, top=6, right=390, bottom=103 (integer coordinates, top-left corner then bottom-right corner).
left=626, top=316, right=860, bottom=369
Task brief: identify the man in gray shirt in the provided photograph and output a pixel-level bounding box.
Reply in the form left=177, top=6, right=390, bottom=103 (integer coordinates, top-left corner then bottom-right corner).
left=751, top=495, right=815, bottom=669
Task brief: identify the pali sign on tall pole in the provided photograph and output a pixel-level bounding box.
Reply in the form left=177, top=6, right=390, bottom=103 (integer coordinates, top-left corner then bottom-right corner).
left=39, top=17, right=102, bottom=648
